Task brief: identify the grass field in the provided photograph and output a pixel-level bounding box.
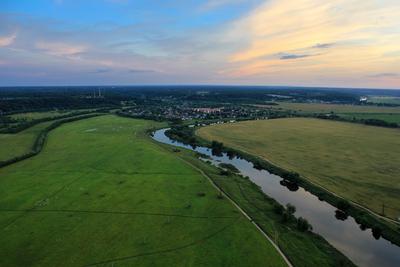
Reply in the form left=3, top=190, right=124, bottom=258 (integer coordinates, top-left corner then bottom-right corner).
left=176, top=145, right=355, bottom=267
left=0, top=115, right=287, bottom=266
left=0, top=121, right=54, bottom=162
left=197, top=118, right=400, bottom=220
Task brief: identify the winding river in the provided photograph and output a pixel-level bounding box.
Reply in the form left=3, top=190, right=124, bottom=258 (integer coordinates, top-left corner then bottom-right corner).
left=152, top=128, right=400, bottom=267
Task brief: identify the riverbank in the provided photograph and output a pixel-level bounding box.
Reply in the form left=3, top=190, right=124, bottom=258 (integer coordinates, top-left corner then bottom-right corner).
left=194, top=119, right=400, bottom=247
left=154, top=129, right=356, bottom=267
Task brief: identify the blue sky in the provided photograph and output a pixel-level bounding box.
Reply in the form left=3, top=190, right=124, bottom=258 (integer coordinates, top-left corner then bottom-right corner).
left=0, top=0, right=399, bottom=88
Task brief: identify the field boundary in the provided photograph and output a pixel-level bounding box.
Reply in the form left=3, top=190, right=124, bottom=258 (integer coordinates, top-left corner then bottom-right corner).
left=0, top=113, right=106, bottom=168
left=0, top=108, right=109, bottom=134
left=0, top=209, right=237, bottom=219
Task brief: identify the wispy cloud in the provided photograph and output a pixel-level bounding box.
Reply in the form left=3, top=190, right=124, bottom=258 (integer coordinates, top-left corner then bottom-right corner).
left=1, top=0, right=400, bottom=88
left=312, top=43, right=335, bottom=49
left=279, top=53, right=312, bottom=60
left=35, top=41, right=87, bottom=57
left=199, top=0, right=247, bottom=11
left=90, top=68, right=112, bottom=74
left=368, top=72, right=398, bottom=78
left=0, top=32, right=17, bottom=47
left=222, top=0, right=400, bottom=89
left=128, top=69, right=156, bottom=73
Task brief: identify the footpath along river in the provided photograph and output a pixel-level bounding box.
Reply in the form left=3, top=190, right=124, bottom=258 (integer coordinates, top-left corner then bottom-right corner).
left=152, top=128, right=400, bottom=267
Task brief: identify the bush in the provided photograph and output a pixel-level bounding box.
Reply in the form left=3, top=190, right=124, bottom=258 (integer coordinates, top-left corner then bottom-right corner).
left=297, top=217, right=312, bottom=232
left=337, top=199, right=351, bottom=212
left=219, top=170, right=231, bottom=176
left=273, top=204, right=284, bottom=215
left=211, top=140, right=224, bottom=155
left=372, top=226, right=382, bottom=239
left=281, top=204, right=296, bottom=223
left=286, top=203, right=296, bottom=215
left=219, top=163, right=239, bottom=173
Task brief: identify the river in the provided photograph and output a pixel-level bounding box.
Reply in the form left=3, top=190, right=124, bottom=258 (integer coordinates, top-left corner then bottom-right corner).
left=152, top=128, right=400, bottom=267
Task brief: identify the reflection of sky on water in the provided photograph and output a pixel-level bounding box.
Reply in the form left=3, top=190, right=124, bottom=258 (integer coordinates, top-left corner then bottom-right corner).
left=153, top=129, right=400, bottom=267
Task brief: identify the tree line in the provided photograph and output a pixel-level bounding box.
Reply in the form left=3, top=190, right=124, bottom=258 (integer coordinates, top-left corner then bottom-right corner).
left=0, top=113, right=104, bottom=168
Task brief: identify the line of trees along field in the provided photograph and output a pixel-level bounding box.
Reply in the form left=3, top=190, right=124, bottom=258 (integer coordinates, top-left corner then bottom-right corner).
left=0, top=113, right=104, bottom=168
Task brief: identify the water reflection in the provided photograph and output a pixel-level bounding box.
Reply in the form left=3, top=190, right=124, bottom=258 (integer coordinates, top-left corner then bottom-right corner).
left=335, top=210, right=349, bottom=221
left=279, top=179, right=299, bottom=192
left=152, top=128, right=400, bottom=267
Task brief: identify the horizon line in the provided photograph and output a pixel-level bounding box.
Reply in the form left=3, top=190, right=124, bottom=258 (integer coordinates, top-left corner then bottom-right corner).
left=0, top=84, right=399, bottom=91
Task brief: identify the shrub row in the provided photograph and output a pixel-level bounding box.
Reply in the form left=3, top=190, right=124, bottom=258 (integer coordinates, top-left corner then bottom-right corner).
left=309, top=113, right=399, bottom=128
left=0, top=108, right=110, bottom=134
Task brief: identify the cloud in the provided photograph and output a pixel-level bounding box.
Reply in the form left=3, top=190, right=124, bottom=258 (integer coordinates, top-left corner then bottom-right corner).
left=128, top=69, right=156, bottom=73
left=0, top=32, right=17, bottom=47
left=90, top=68, right=112, bottom=74
left=35, top=41, right=87, bottom=57
left=312, top=43, right=335, bottom=49
left=279, top=53, right=312, bottom=60
left=1, top=0, right=400, bottom=88
left=222, top=0, right=400, bottom=87
left=199, top=0, right=248, bottom=11
left=368, top=73, right=398, bottom=78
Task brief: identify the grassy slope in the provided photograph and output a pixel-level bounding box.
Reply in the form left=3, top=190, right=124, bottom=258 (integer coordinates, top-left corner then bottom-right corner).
left=0, top=115, right=286, bottom=267
left=0, top=121, right=53, bottom=162
left=197, top=118, right=400, bottom=220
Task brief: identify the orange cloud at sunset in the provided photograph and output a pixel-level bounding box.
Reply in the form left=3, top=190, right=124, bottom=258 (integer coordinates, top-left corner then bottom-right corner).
left=223, top=0, right=400, bottom=87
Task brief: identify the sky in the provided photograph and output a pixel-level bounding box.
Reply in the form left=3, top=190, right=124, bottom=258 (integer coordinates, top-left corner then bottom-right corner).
left=0, top=0, right=399, bottom=88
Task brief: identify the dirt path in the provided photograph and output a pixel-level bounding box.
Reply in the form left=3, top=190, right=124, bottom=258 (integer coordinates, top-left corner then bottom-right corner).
left=170, top=150, right=293, bottom=267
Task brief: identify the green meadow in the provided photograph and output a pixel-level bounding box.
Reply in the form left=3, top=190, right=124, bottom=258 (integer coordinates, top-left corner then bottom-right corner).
left=0, top=115, right=287, bottom=267
left=197, top=118, right=400, bottom=220
left=0, top=121, right=53, bottom=162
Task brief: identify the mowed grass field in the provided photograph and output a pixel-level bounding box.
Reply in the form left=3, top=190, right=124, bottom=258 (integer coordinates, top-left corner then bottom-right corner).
left=0, top=115, right=287, bottom=267
left=197, top=118, right=400, bottom=220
